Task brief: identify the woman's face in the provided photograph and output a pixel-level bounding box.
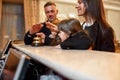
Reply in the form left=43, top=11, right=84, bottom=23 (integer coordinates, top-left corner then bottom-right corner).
left=76, top=0, right=86, bottom=16
left=58, top=31, right=69, bottom=42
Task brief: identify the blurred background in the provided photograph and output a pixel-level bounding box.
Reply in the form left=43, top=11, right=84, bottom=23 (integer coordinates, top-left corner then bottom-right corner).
left=0, top=0, right=120, bottom=52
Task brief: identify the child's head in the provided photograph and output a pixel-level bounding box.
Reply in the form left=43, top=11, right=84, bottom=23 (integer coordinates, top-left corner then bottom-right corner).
left=58, top=18, right=82, bottom=42
left=58, top=18, right=82, bottom=35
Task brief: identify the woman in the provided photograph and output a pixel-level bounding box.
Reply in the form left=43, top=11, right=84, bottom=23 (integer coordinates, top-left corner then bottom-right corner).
left=76, top=0, right=115, bottom=52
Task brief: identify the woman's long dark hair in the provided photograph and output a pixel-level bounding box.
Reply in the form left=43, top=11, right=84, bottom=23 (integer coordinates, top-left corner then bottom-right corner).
left=83, top=0, right=114, bottom=39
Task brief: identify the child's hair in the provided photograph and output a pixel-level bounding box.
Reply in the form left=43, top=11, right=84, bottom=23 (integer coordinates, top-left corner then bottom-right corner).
left=50, top=18, right=82, bottom=46
left=58, top=18, right=82, bottom=36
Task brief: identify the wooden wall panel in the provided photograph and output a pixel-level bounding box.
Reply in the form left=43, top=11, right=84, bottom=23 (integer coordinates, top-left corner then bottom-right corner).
left=0, top=0, right=2, bottom=42
left=24, top=0, right=40, bottom=32
left=0, top=0, right=2, bottom=28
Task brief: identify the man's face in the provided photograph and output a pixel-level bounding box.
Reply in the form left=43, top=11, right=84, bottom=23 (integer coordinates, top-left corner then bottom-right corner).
left=44, top=5, right=58, bottom=22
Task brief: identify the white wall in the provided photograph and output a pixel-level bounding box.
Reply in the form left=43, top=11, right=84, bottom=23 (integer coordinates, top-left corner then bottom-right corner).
left=107, top=10, right=120, bottom=41
left=104, top=1, right=120, bottom=41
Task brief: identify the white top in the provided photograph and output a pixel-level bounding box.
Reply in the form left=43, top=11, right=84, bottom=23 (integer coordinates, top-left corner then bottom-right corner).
left=12, top=44, right=120, bottom=80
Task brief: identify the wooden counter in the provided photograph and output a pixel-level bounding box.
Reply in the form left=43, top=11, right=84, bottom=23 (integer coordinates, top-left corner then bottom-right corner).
left=12, top=44, right=120, bottom=80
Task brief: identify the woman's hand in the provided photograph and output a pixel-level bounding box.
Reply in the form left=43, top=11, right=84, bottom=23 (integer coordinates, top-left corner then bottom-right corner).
left=46, top=22, right=59, bottom=32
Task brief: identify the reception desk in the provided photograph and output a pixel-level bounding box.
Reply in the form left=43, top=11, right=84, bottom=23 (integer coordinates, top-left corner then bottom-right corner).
left=12, top=44, right=120, bottom=80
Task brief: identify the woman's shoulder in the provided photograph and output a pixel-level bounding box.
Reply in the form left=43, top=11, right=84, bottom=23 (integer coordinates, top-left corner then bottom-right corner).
left=104, top=26, right=114, bottom=37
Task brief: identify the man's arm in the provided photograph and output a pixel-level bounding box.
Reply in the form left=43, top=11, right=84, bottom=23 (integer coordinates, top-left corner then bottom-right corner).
left=24, top=31, right=35, bottom=45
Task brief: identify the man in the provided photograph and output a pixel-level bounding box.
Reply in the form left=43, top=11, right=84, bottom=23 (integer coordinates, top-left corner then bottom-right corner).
left=24, top=1, right=60, bottom=45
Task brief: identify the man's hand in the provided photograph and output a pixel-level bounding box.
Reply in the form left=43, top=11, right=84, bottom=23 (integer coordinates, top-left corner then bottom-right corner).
left=46, top=22, right=59, bottom=32
left=29, top=24, right=43, bottom=34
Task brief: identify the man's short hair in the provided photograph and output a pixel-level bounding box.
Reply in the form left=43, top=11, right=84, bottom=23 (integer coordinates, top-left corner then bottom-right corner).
left=44, top=1, right=56, bottom=8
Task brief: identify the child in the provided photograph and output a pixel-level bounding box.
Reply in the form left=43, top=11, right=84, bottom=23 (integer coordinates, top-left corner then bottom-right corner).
left=37, top=18, right=93, bottom=50
left=55, top=18, right=93, bottom=49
